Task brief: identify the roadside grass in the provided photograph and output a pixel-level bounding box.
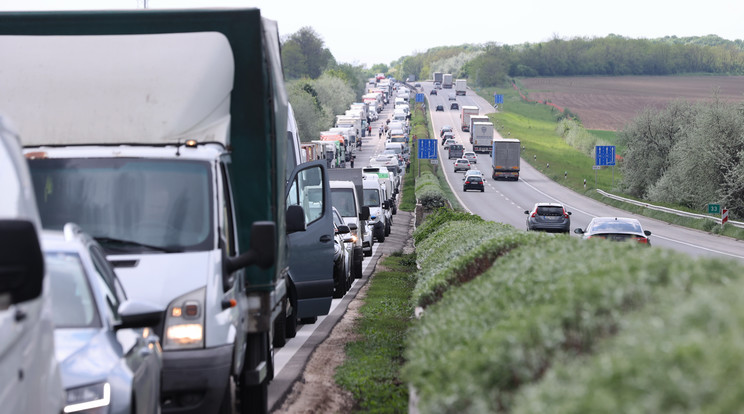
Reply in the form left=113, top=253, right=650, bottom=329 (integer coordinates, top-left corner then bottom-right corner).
left=404, top=222, right=744, bottom=413
left=475, top=85, right=744, bottom=240
left=335, top=252, right=416, bottom=414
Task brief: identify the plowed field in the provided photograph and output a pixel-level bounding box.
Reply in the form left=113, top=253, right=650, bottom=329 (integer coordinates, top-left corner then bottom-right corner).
left=520, top=76, right=744, bottom=131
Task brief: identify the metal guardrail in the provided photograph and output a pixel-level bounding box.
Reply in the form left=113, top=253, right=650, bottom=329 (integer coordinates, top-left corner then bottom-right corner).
left=596, top=189, right=744, bottom=229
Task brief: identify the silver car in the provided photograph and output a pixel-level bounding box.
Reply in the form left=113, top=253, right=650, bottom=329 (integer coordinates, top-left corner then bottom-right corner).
left=42, top=224, right=163, bottom=414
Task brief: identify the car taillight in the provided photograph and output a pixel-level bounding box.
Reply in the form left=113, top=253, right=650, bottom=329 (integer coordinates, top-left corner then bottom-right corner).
left=531, top=212, right=537, bottom=218
left=563, top=211, right=570, bottom=219
left=635, top=236, right=649, bottom=244
left=465, top=181, right=470, bottom=184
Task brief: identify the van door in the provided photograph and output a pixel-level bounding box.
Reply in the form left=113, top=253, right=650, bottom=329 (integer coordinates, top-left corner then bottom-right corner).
left=286, top=161, right=334, bottom=319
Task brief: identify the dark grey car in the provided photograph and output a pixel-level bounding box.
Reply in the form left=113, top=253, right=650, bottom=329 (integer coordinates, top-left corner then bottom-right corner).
left=525, top=203, right=571, bottom=233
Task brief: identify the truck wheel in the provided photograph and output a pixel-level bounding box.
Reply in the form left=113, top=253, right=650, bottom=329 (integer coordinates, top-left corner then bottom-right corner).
left=353, top=248, right=363, bottom=279
left=285, top=288, right=298, bottom=339
left=376, top=228, right=385, bottom=242
left=272, top=300, right=287, bottom=348
left=384, top=221, right=391, bottom=237
left=238, top=334, right=270, bottom=414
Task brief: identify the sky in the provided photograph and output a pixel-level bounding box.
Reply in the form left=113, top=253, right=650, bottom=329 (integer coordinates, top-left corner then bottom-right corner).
left=3, top=0, right=744, bottom=67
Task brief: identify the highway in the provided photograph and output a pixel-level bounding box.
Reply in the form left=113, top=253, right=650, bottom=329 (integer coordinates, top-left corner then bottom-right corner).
left=421, top=82, right=744, bottom=262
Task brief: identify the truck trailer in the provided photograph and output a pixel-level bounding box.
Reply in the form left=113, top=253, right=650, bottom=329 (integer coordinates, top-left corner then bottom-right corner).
left=433, top=72, right=443, bottom=84
left=455, top=79, right=467, bottom=96
left=442, top=73, right=453, bottom=89
left=472, top=122, right=494, bottom=153
left=460, top=106, right=479, bottom=132
left=4, top=9, right=314, bottom=413
left=491, top=138, right=522, bottom=180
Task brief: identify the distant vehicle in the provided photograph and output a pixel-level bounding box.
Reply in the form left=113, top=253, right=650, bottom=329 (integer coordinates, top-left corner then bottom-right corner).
left=430, top=89, right=437, bottom=95
left=414, top=82, right=421, bottom=87
left=433, top=72, right=443, bottom=85
left=455, top=79, right=467, bottom=96
left=331, top=208, right=353, bottom=298
left=491, top=138, right=521, bottom=180
left=472, top=122, right=494, bottom=153
left=448, top=144, right=464, bottom=159
left=436, top=104, right=444, bottom=111
left=524, top=203, right=572, bottom=233
left=42, top=224, right=163, bottom=414
left=450, top=102, right=459, bottom=110
left=454, top=158, right=471, bottom=172
left=443, top=139, right=457, bottom=149
left=464, top=169, right=483, bottom=179
left=460, top=105, right=479, bottom=132
left=463, top=151, right=477, bottom=163
left=434, top=81, right=442, bottom=89
left=463, top=175, right=484, bottom=192
left=441, top=132, right=455, bottom=144
left=440, top=125, right=453, bottom=137
left=448, top=94, right=457, bottom=101
left=574, top=217, right=652, bottom=245
left=442, top=73, right=453, bottom=89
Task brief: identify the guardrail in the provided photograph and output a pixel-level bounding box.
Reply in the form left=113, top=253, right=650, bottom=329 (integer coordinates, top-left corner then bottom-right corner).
left=596, top=189, right=744, bottom=229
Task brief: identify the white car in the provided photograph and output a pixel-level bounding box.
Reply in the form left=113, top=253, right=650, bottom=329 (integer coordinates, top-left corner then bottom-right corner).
left=443, top=139, right=457, bottom=150
left=463, top=151, right=477, bottom=163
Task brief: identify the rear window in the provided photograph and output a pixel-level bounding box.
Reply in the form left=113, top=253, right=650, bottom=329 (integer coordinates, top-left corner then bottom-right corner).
left=536, top=206, right=564, bottom=216
left=468, top=177, right=482, bottom=182
left=589, top=220, right=643, bottom=233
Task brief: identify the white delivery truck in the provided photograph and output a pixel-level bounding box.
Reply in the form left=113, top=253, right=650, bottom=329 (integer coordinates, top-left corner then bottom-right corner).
left=0, top=116, right=64, bottom=414
left=491, top=138, right=522, bottom=180
left=472, top=122, right=495, bottom=153
left=460, top=105, right=479, bottom=132
left=455, top=79, right=467, bottom=96
left=469, top=115, right=491, bottom=142
left=442, top=73, right=453, bottom=89
left=362, top=173, right=392, bottom=242
left=6, top=9, right=327, bottom=413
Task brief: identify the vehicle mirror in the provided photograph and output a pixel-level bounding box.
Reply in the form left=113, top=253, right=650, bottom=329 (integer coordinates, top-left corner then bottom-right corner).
left=574, top=228, right=585, bottom=234
left=382, top=201, right=389, bottom=210
left=337, top=225, right=351, bottom=234
left=0, top=220, right=44, bottom=306
left=286, top=205, right=306, bottom=234
left=227, top=221, right=276, bottom=274
left=116, top=300, right=163, bottom=330
left=343, top=235, right=354, bottom=243
left=568, top=212, right=572, bottom=215
left=348, top=222, right=358, bottom=231
left=524, top=211, right=529, bottom=214
left=359, top=206, right=371, bottom=221
left=644, top=230, right=652, bottom=236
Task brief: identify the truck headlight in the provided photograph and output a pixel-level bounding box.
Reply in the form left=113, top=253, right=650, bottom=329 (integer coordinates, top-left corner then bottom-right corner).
left=64, top=382, right=110, bottom=413
left=164, top=287, right=205, bottom=350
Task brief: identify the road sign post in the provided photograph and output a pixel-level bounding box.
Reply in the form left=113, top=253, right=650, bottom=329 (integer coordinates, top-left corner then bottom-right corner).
left=594, top=145, right=616, bottom=188
left=708, top=203, right=721, bottom=214
left=417, top=138, right=438, bottom=177
left=722, top=208, right=729, bottom=228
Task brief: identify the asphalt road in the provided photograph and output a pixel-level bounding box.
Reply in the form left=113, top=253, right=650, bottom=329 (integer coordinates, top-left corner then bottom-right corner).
left=422, top=82, right=744, bottom=262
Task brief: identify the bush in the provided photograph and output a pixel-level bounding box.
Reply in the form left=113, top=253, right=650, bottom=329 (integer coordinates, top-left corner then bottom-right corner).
left=413, top=208, right=485, bottom=244
left=404, top=236, right=743, bottom=414
left=415, top=172, right=447, bottom=211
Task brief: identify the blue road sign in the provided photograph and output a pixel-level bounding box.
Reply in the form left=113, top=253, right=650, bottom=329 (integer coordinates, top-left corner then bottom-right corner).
left=418, top=139, right=438, bottom=160
left=494, top=94, right=504, bottom=104
left=595, top=145, right=616, bottom=166
left=415, top=93, right=424, bottom=103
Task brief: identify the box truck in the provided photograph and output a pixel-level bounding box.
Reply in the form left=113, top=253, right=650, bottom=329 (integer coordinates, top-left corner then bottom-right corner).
left=442, top=73, right=453, bottom=89
left=460, top=106, right=479, bottom=132
left=455, top=79, right=467, bottom=96
left=472, top=122, right=495, bottom=154
left=491, top=138, right=522, bottom=180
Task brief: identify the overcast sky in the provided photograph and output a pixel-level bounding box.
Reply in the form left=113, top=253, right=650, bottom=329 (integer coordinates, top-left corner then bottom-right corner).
left=3, top=0, right=744, bottom=67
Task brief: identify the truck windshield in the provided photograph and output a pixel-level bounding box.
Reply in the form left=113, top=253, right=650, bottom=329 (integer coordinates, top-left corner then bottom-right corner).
left=362, top=189, right=380, bottom=207
left=29, top=158, right=213, bottom=253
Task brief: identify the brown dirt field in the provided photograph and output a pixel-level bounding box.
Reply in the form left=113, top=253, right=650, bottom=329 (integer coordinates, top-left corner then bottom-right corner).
left=520, top=76, right=744, bottom=131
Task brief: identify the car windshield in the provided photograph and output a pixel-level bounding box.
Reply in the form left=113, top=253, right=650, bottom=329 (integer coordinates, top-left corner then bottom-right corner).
left=536, top=206, right=565, bottom=216
left=30, top=158, right=213, bottom=253
left=46, top=252, right=101, bottom=328
left=331, top=188, right=356, bottom=217
left=363, top=188, right=380, bottom=207
left=589, top=220, right=643, bottom=234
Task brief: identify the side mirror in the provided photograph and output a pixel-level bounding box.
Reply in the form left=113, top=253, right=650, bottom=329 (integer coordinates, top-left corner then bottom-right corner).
left=524, top=211, right=529, bottom=214
left=286, top=205, right=306, bottom=234
left=644, top=230, right=652, bottom=236
left=359, top=206, right=371, bottom=221
left=116, top=300, right=163, bottom=330
left=382, top=201, right=389, bottom=210
left=567, top=212, right=572, bottom=216
left=337, top=225, right=351, bottom=235
left=0, top=220, right=44, bottom=307
left=574, top=228, right=585, bottom=235
left=226, top=221, right=276, bottom=274
left=348, top=222, right=358, bottom=231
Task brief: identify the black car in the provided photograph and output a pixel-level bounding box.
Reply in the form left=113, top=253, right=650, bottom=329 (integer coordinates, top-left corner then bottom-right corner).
left=450, top=102, right=459, bottom=110
left=436, top=104, right=444, bottom=111
left=463, top=175, right=484, bottom=192
left=524, top=203, right=571, bottom=233
left=430, top=89, right=437, bottom=95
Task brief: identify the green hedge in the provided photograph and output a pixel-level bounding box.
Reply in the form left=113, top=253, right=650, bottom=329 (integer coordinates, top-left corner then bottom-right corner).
left=414, top=171, right=447, bottom=210
left=404, top=233, right=744, bottom=414
left=413, top=208, right=485, bottom=245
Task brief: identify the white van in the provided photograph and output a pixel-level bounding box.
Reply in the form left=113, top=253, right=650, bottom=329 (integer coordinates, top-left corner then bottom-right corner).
left=0, top=116, right=64, bottom=413
left=330, top=180, right=371, bottom=271
left=362, top=174, right=391, bottom=242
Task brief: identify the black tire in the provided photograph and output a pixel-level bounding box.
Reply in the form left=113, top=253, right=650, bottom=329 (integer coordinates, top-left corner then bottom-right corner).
left=300, top=316, right=317, bottom=324
left=238, top=335, right=269, bottom=414
left=384, top=221, right=391, bottom=237
left=353, top=248, right=363, bottom=279
left=376, top=227, right=385, bottom=242
left=481, top=189, right=484, bottom=192
left=364, top=247, right=372, bottom=257
left=272, top=300, right=287, bottom=348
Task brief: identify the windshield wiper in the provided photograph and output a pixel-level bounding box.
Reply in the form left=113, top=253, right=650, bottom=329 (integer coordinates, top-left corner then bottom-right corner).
left=94, top=237, right=183, bottom=253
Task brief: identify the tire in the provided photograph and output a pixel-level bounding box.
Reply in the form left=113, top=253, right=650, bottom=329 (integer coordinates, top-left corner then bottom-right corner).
left=376, top=227, right=385, bottom=242
left=481, top=189, right=484, bottom=192
left=333, top=261, right=344, bottom=298
left=353, top=248, right=363, bottom=279
left=384, top=220, right=391, bottom=237
left=272, top=299, right=287, bottom=348
left=238, top=335, right=270, bottom=414
left=363, top=247, right=372, bottom=257
left=300, top=316, right=317, bottom=324
left=217, top=377, right=235, bottom=414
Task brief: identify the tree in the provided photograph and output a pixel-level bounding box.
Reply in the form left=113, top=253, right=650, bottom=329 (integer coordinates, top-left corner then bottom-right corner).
left=283, top=27, right=333, bottom=79
left=282, top=41, right=307, bottom=80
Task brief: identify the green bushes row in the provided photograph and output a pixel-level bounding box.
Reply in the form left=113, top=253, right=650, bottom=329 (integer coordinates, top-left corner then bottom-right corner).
left=404, top=222, right=744, bottom=414
left=414, top=171, right=448, bottom=210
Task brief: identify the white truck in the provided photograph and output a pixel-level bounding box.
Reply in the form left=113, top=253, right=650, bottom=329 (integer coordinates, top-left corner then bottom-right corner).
left=460, top=106, right=479, bottom=132
left=6, top=9, right=323, bottom=413
left=473, top=122, right=495, bottom=154
left=455, top=79, right=467, bottom=96
left=442, top=73, right=453, bottom=89
left=491, top=138, right=522, bottom=180
left=469, top=115, right=491, bottom=142
left=433, top=72, right=443, bottom=85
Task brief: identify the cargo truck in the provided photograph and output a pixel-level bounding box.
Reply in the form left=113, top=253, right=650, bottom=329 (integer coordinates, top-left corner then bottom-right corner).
left=442, top=73, right=453, bottom=89
left=455, top=79, right=467, bottom=96
left=469, top=115, right=490, bottom=142
left=460, top=106, right=479, bottom=132
left=433, top=72, right=443, bottom=84
left=472, top=122, right=495, bottom=153
left=5, top=9, right=318, bottom=413
left=491, top=138, right=522, bottom=180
